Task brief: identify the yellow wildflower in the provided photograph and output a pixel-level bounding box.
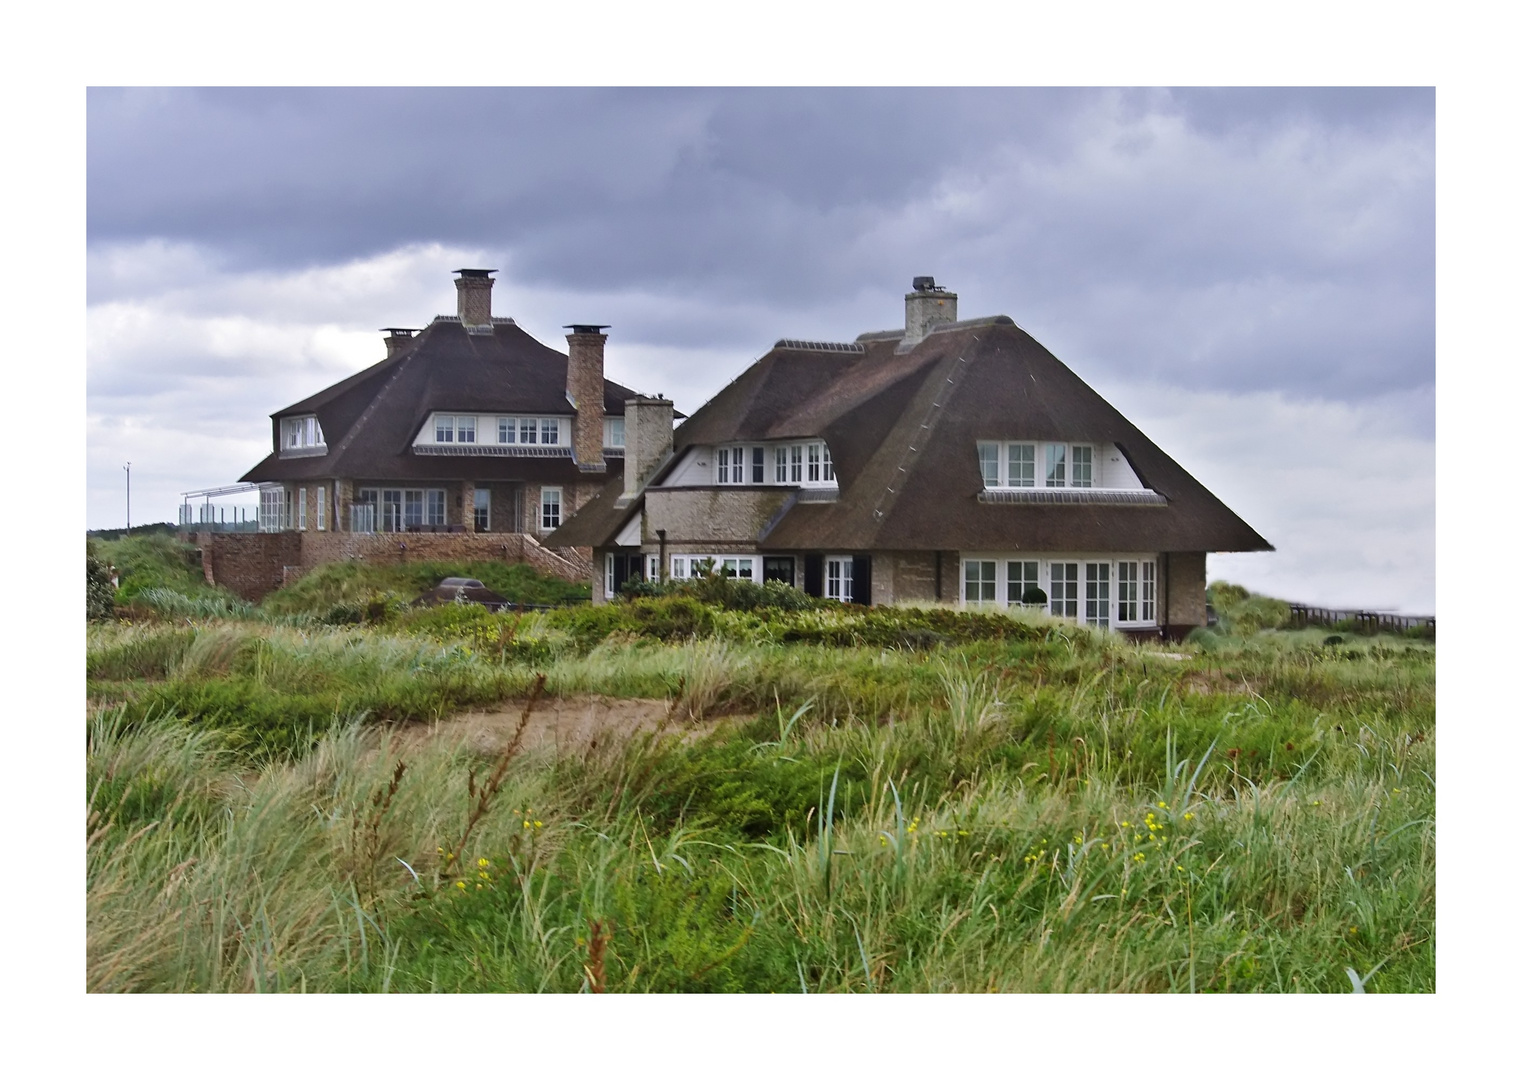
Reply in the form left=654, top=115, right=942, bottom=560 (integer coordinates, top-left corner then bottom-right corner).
left=1183, top=812, right=1195, bottom=821
left=478, top=858, right=490, bottom=869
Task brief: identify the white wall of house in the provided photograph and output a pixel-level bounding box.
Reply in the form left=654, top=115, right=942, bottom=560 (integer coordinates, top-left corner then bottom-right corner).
left=663, top=447, right=713, bottom=486
left=614, top=512, right=642, bottom=548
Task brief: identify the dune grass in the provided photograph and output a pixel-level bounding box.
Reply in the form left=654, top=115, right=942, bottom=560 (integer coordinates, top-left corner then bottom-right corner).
left=85, top=600, right=1434, bottom=992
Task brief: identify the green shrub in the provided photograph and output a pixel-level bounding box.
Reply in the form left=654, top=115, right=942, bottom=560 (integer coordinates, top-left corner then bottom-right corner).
left=261, top=559, right=589, bottom=617
left=87, top=545, right=115, bottom=621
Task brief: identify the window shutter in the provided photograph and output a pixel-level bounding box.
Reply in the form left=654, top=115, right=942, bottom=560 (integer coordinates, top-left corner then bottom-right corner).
left=804, top=554, right=824, bottom=598
left=851, top=556, right=872, bottom=606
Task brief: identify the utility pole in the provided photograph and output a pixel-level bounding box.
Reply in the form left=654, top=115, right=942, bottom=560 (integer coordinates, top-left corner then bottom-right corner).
left=124, top=462, right=131, bottom=532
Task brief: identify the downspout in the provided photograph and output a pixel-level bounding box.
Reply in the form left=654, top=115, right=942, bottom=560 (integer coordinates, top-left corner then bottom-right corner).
left=656, top=529, right=667, bottom=583
left=1161, top=552, right=1171, bottom=641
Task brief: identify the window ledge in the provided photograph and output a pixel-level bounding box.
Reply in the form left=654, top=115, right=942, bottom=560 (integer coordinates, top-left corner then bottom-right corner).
left=279, top=446, right=328, bottom=459
left=977, top=488, right=1166, bottom=506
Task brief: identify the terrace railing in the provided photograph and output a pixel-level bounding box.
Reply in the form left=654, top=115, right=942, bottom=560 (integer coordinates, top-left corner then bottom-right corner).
left=1286, top=604, right=1435, bottom=636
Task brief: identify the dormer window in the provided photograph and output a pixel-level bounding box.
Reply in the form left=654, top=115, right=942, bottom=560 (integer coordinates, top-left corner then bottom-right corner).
left=280, top=415, right=325, bottom=454
left=434, top=415, right=477, bottom=443
left=979, top=441, right=1107, bottom=490
left=605, top=416, right=626, bottom=447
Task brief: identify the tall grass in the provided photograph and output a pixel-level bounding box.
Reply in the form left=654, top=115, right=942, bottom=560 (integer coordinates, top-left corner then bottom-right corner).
left=86, top=615, right=1434, bottom=992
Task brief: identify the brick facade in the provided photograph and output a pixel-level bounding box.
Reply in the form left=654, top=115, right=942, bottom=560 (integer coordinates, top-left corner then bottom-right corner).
left=193, top=527, right=592, bottom=602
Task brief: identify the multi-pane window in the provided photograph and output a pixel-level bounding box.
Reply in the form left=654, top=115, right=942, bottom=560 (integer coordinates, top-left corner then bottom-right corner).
left=825, top=556, right=854, bottom=603
left=1084, top=562, right=1111, bottom=628
left=489, top=417, right=564, bottom=445
left=978, top=442, right=1000, bottom=487
left=403, top=490, right=424, bottom=528
left=435, top=416, right=456, bottom=443
left=297, top=488, right=307, bottom=530
left=1045, top=444, right=1067, bottom=488
left=605, top=417, right=626, bottom=447
left=259, top=487, right=289, bottom=532
left=315, top=486, right=326, bottom=531
left=752, top=447, right=766, bottom=484
left=1071, top=445, right=1092, bottom=488
left=473, top=488, right=490, bottom=531
left=963, top=560, right=997, bottom=604
left=540, top=487, right=562, bottom=531
left=774, top=447, right=788, bottom=483
left=358, top=487, right=446, bottom=532
left=807, top=444, right=822, bottom=482
left=456, top=416, right=476, bottom=444
left=1007, top=560, right=1040, bottom=606
left=281, top=415, right=324, bottom=450
left=720, top=557, right=755, bottom=580
left=1008, top=443, right=1036, bottom=487
left=822, top=445, right=835, bottom=482
left=1049, top=562, right=1079, bottom=618
left=1118, top=562, right=1138, bottom=622
left=717, top=447, right=733, bottom=484
left=1142, top=562, right=1156, bottom=622
left=978, top=442, right=1096, bottom=488
left=789, top=445, right=803, bottom=483
left=669, top=555, right=751, bottom=580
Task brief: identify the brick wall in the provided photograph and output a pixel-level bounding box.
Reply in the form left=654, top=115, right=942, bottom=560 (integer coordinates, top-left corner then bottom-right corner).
left=198, top=529, right=592, bottom=601
left=1164, top=551, right=1207, bottom=632
left=192, top=531, right=303, bottom=601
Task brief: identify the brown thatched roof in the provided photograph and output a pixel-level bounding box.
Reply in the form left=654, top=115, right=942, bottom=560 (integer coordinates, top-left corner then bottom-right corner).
left=242, top=318, right=668, bottom=485
left=559, top=315, right=1271, bottom=555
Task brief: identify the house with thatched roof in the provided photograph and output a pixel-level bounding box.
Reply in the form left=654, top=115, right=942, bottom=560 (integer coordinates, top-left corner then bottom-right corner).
left=196, top=270, right=676, bottom=600
left=548, top=277, right=1271, bottom=639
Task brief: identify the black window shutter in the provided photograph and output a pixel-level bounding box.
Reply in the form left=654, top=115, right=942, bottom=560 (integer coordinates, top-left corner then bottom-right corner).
left=804, top=554, right=824, bottom=597
left=852, top=555, right=872, bottom=606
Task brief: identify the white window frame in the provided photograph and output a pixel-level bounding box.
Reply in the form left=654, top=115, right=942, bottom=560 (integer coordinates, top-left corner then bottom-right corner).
left=963, top=559, right=996, bottom=605
left=435, top=416, right=455, bottom=443
left=978, top=442, right=1105, bottom=490
left=315, top=486, right=326, bottom=531
left=473, top=487, right=490, bottom=531
left=1049, top=561, right=1079, bottom=618
left=1006, top=560, right=1040, bottom=607
left=540, top=487, right=562, bottom=531
left=1084, top=562, right=1110, bottom=628
left=258, top=486, right=289, bottom=532
left=297, top=487, right=307, bottom=530
left=825, top=555, right=854, bottom=603
left=356, top=487, right=446, bottom=532
left=456, top=416, right=477, bottom=444
left=281, top=415, right=325, bottom=451
left=605, top=416, right=626, bottom=448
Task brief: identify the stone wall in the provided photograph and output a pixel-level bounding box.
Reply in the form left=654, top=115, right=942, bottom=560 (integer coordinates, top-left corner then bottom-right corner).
left=197, top=529, right=592, bottom=602
left=1164, top=551, right=1207, bottom=634
left=190, top=531, right=303, bottom=602
left=644, top=488, right=793, bottom=545
left=874, top=551, right=939, bottom=605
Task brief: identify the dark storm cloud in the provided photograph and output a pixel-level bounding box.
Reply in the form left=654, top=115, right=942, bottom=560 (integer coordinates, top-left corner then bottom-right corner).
left=87, top=86, right=1434, bottom=410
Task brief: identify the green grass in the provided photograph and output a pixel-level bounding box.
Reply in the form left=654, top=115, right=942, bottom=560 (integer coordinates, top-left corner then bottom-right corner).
left=85, top=585, right=1434, bottom=992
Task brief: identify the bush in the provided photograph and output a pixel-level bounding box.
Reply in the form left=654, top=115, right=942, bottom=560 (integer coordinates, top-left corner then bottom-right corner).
left=87, top=545, right=115, bottom=621
left=262, top=560, right=589, bottom=617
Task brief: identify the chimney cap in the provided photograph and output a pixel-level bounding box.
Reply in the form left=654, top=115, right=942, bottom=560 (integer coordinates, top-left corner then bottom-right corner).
left=453, top=268, right=497, bottom=278
left=911, top=275, right=943, bottom=292
left=564, top=324, right=611, bottom=334
left=380, top=327, right=419, bottom=336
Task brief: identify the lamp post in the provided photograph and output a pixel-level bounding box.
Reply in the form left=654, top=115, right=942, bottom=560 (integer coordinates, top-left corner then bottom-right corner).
left=124, top=462, right=131, bottom=532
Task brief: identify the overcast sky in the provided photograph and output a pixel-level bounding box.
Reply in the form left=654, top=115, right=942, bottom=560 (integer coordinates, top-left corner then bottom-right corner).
left=85, top=87, right=1434, bottom=612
